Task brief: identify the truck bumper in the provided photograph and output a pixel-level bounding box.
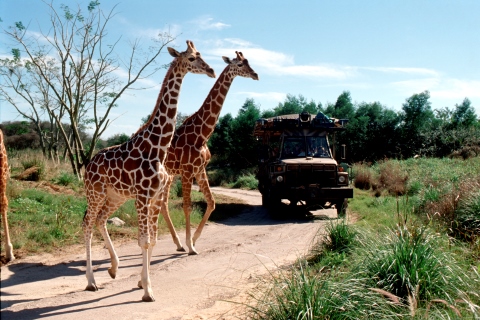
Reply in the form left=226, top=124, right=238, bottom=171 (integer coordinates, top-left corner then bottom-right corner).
left=308, top=187, right=354, bottom=199
left=272, top=185, right=354, bottom=200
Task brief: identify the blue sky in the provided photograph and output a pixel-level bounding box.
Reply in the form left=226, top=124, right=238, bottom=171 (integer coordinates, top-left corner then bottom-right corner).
left=1, top=0, right=479, bottom=138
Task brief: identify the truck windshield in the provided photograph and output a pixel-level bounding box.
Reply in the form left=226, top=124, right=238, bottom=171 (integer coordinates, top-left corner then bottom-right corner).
left=281, top=136, right=331, bottom=159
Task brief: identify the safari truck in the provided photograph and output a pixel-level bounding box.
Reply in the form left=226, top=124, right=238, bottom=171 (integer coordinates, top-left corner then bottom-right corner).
left=254, top=111, right=353, bottom=216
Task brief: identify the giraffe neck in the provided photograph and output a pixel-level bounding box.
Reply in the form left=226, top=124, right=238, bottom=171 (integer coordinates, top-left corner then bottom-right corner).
left=190, top=68, right=235, bottom=141
left=133, top=60, right=186, bottom=160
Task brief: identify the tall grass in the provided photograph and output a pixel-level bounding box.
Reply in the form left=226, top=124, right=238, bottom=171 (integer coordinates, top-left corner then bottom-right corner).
left=247, top=262, right=401, bottom=320
left=249, top=157, right=480, bottom=319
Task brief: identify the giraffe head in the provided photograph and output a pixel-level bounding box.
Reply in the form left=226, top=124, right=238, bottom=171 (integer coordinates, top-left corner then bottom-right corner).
left=222, top=51, right=259, bottom=80
left=168, top=40, right=216, bottom=78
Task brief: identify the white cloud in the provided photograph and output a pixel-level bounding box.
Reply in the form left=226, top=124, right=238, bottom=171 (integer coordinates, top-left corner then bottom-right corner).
left=239, top=91, right=286, bottom=102
left=205, top=40, right=351, bottom=79
left=391, top=78, right=441, bottom=93
left=360, top=66, right=440, bottom=76
left=391, top=77, right=480, bottom=101
left=191, top=17, right=230, bottom=30
left=430, top=79, right=480, bottom=99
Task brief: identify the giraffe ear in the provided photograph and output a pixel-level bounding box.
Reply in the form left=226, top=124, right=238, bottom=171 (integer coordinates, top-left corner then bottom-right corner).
left=222, top=56, right=232, bottom=64
left=168, top=47, right=180, bottom=58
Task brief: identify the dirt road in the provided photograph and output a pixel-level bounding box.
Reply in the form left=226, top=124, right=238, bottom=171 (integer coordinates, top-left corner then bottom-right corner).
left=1, top=187, right=337, bottom=320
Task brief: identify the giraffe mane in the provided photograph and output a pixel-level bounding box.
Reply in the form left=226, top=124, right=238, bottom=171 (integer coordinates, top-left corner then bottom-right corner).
left=133, top=59, right=178, bottom=136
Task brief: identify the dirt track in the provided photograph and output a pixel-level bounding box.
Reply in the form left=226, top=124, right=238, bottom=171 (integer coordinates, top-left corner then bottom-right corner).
left=1, top=187, right=337, bottom=320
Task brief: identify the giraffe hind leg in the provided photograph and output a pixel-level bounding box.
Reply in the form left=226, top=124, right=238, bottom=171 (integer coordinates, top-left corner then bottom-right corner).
left=95, top=194, right=126, bottom=279
left=159, top=176, right=185, bottom=252
left=192, top=170, right=215, bottom=246
left=83, top=194, right=106, bottom=292
left=181, top=175, right=198, bottom=255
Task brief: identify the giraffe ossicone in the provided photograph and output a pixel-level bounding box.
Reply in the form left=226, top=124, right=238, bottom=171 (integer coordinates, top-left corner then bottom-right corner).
left=1, top=129, right=15, bottom=262
left=82, top=40, right=215, bottom=302
left=162, top=51, right=259, bottom=255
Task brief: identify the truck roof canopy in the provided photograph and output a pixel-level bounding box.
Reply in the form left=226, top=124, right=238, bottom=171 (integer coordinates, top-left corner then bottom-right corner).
left=253, top=112, right=348, bottom=138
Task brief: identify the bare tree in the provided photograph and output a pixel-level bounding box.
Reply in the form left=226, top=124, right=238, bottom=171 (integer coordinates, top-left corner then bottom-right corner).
left=0, top=0, right=175, bottom=178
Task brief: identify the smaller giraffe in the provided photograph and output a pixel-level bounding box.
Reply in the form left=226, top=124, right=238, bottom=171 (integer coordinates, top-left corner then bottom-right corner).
left=1, top=129, right=15, bottom=262
left=162, top=51, right=258, bottom=254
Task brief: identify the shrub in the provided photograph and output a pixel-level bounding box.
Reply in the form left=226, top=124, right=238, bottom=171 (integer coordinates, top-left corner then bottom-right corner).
left=406, top=180, right=422, bottom=196
left=248, top=262, right=400, bottom=320
left=352, top=163, right=373, bottom=190
left=377, top=161, right=408, bottom=196
left=19, top=156, right=45, bottom=181
left=170, top=177, right=183, bottom=198
left=451, top=187, right=480, bottom=246
left=308, top=220, right=358, bottom=269
left=229, top=174, right=258, bottom=190
left=361, top=225, right=471, bottom=305
left=322, top=220, right=357, bottom=254
left=53, top=171, right=76, bottom=186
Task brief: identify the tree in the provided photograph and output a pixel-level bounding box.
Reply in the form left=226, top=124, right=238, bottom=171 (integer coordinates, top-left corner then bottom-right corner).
left=208, top=113, right=233, bottom=164
left=400, top=91, right=434, bottom=157
left=0, top=1, right=175, bottom=178
left=452, top=98, right=477, bottom=128
left=141, top=111, right=189, bottom=129
left=105, top=133, right=130, bottom=147
left=273, top=94, right=321, bottom=116
left=230, top=99, right=261, bottom=168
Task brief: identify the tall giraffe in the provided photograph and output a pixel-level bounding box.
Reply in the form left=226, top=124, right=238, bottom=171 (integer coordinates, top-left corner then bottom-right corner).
left=1, top=129, right=15, bottom=262
left=162, top=51, right=258, bottom=255
left=82, top=40, right=215, bottom=302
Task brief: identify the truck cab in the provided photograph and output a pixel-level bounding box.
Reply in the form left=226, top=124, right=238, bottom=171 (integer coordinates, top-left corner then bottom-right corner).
left=254, top=112, right=353, bottom=216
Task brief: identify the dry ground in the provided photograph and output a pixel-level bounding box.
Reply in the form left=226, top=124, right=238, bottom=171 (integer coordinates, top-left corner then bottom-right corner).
left=1, top=187, right=338, bottom=320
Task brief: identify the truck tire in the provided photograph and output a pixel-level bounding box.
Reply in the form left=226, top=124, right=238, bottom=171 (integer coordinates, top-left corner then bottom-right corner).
left=336, top=198, right=348, bottom=217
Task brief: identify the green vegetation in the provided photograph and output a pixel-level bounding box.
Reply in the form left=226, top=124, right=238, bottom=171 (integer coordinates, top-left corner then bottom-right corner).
left=1, top=152, right=248, bottom=261
left=248, top=157, right=480, bottom=319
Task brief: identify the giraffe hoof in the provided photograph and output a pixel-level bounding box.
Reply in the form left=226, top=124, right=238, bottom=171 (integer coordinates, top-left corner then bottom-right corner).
left=108, top=268, right=116, bottom=279
left=142, top=295, right=155, bottom=302
left=177, top=247, right=186, bottom=252
left=85, top=284, right=98, bottom=291
left=137, top=280, right=143, bottom=289
left=188, top=251, right=198, bottom=256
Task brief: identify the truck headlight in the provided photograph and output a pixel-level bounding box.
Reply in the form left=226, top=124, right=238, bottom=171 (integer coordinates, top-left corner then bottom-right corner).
left=338, top=175, right=346, bottom=183
left=277, top=176, right=284, bottom=182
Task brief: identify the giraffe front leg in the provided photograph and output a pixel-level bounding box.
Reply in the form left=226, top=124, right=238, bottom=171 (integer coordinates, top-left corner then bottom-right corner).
left=136, top=196, right=155, bottom=302
left=1, top=199, right=15, bottom=262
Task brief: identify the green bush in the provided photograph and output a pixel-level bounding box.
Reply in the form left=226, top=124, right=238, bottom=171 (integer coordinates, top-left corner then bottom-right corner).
left=53, top=171, right=77, bottom=186
left=229, top=174, right=258, bottom=190
left=20, top=156, right=45, bottom=181
left=170, top=177, right=183, bottom=198
left=361, top=225, right=470, bottom=304
left=248, top=262, right=400, bottom=320
left=352, top=163, right=373, bottom=190
left=451, top=189, right=480, bottom=246
left=322, top=220, right=357, bottom=254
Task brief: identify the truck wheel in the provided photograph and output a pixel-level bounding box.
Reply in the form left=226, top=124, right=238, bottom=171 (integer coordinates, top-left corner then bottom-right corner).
left=261, top=193, right=268, bottom=207
left=262, top=188, right=276, bottom=208
left=336, top=198, right=348, bottom=217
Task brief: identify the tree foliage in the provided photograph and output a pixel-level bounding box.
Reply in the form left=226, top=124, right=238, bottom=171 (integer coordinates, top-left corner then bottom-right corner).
left=0, top=1, right=175, bottom=178
left=208, top=92, right=478, bottom=169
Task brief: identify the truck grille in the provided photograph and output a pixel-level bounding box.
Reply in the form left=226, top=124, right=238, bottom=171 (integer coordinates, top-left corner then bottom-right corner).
left=285, top=164, right=336, bottom=186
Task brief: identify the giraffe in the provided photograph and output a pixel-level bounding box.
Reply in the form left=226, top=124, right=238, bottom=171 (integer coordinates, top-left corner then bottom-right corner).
left=162, top=51, right=258, bottom=255
left=82, top=40, right=215, bottom=302
left=1, top=129, right=15, bottom=262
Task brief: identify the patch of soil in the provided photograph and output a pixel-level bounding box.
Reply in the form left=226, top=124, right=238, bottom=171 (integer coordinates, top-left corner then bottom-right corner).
left=1, top=187, right=339, bottom=319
